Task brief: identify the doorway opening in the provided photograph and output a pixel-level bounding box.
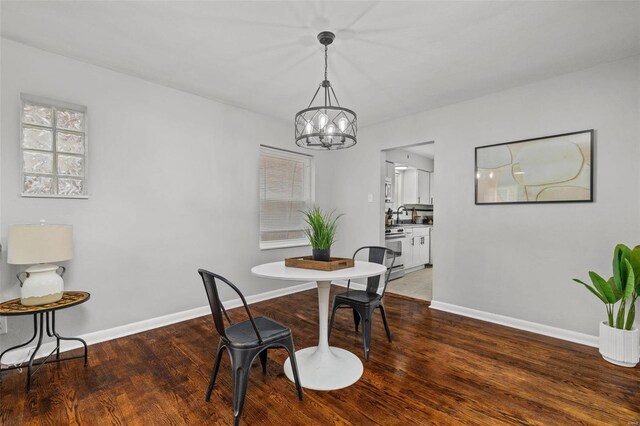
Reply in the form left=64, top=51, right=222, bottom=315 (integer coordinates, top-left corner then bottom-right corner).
left=381, top=141, right=434, bottom=302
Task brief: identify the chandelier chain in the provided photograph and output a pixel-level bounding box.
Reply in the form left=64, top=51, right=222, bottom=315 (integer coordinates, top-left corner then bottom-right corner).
left=324, top=45, right=328, bottom=81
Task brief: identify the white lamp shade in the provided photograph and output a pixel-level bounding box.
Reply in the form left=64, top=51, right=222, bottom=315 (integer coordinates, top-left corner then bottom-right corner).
left=8, top=224, right=73, bottom=265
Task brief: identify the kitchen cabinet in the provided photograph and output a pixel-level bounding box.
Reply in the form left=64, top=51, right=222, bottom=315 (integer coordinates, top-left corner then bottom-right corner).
left=402, top=169, right=417, bottom=204
left=385, top=161, right=395, bottom=180
left=402, top=169, right=432, bottom=205
left=429, top=171, right=434, bottom=205
left=417, top=170, right=431, bottom=204
left=416, top=228, right=430, bottom=266
left=404, top=227, right=430, bottom=269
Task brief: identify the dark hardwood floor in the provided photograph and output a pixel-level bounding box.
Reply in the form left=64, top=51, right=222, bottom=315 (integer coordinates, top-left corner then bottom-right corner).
left=1, top=285, right=638, bottom=425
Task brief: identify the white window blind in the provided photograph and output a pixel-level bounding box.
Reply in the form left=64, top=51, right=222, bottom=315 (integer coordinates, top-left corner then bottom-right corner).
left=259, top=146, right=314, bottom=249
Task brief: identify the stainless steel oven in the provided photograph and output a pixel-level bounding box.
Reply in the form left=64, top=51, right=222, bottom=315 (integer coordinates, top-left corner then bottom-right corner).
left=384, top=227, right=405, bottom=280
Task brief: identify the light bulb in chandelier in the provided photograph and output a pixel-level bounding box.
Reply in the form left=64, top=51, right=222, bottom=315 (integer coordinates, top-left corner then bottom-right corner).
left=318, top=113, right=328, bottom=130
left=304, top=121, right=313, bottom=135
left=338, top=117, right=348, bottom=132
left=326, top=124, right=335, bottom=146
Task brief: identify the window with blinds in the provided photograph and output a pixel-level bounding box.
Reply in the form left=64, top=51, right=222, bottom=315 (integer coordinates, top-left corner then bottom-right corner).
left=259, top=146, right=314, bottom=249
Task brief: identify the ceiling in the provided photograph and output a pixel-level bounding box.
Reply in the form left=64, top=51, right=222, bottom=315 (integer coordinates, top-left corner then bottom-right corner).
left=2, top=1, right=639, bottom=127
left=404, top=143, right=434, bottom=159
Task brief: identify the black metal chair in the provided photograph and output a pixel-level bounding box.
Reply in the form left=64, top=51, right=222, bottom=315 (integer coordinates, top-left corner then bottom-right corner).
left=198, top=269, right=303, bottom=426
left=328, top=246, right=395, bottom=361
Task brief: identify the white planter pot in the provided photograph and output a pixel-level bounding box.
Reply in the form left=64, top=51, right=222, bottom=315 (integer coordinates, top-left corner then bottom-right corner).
left=599, top=321, right=639, bottom=367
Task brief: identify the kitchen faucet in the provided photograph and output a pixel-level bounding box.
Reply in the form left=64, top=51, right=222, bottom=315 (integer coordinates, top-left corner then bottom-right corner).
left=395, top=206, right=407, bottom=224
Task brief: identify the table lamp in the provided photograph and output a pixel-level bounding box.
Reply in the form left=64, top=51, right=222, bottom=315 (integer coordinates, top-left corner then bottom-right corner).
left=7, top=222, right=73, bottom=306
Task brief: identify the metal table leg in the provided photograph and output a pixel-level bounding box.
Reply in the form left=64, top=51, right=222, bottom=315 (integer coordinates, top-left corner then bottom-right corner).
left=50, top=311, right=88, bottom=366
left=0, top=311, right=89, bottom=391
left=0, top=315, right=38, bottom=382
left=45, top=310, right=60, bottom=359
left=26, top=313, right=45, bottom=391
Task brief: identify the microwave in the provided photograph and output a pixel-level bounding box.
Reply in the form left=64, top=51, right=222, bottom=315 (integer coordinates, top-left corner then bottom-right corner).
left=384, top=178, right=392, bottom=203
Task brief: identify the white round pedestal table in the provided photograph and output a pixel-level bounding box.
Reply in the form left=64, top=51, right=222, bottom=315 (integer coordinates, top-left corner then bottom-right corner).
left=251, top=260, right=387, bottom=391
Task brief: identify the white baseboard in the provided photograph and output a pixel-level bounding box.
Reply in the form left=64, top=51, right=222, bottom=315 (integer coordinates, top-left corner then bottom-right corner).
left=311, top=282, right=599, bottom=349
left=404, top=265, right=427, bottom=274
left=1, top=281, right=317, bottom=366
left=8, top=282, right=598, bottom=367
left=429, top=300, right=598, bottom=348
left=332, top=279, right=366, bottom=290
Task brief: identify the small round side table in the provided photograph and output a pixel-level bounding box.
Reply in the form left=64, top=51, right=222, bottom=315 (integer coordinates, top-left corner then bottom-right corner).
left=0, top=291, right=90, bottom=391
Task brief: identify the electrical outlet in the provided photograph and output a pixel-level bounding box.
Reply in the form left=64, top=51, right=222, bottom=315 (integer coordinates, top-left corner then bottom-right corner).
left=0, top=317, right=7, bottom=335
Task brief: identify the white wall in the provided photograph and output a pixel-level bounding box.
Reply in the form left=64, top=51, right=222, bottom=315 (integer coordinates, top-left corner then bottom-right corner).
left=0, top=39, right=333, bottom=349
left=2, top=40, right=638, bottom=351
left=385, top=148, right=434, bottom=172
left=328, top=56, right=640, bottom=337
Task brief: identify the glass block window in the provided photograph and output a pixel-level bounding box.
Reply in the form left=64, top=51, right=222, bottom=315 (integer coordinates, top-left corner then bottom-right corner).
left=20, top=95, right=88, bottom=197
left=259, top=146, right=314, bottom=249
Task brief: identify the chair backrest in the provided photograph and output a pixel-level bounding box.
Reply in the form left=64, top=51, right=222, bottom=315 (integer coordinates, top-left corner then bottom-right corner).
left=197, top=269, right=263, bottom=343
left=352, top=246, right=395, bottom=295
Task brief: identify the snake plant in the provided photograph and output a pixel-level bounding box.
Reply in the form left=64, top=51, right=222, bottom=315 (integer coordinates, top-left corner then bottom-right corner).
left=573, top=244, right=640, bottom=330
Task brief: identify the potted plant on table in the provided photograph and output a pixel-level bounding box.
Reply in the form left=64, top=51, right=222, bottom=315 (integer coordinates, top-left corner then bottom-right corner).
left=301, top=206, right=343, bottom=261
left=573, top=244, right=640, bottom=367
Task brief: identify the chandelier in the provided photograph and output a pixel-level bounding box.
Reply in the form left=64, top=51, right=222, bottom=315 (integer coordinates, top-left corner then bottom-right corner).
left=295, top=31, right=357, bottom=150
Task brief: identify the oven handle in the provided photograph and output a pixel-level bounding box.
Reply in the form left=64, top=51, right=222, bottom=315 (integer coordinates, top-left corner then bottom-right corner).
left=385, top=234, right=406, bottom=240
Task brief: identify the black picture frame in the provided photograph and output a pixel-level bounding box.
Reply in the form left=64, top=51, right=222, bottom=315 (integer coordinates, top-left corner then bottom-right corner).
left=474, top=129, right=594, bottom=205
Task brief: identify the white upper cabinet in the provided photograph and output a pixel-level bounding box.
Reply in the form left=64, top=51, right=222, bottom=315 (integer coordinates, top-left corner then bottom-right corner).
left=402, top=169, right=418, bottom=204
left=417, top=170, right=430, bottom=204
left=386, top=161, right=394, bottom=180
left=402, top=168, right=433, bottom=205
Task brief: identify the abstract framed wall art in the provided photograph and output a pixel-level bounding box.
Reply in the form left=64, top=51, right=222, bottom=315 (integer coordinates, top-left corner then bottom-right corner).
left=475, top=130, right=594, bottom=205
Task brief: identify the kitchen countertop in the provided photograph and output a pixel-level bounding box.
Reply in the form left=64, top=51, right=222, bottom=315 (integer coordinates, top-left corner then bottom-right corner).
left=386, top=223, right=432, bottom=228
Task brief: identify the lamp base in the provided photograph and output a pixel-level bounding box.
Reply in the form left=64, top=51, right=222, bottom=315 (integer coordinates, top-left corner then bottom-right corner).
left=20, top=264, right=64, bottom=306
left=21, top=292, right=64, bottom=306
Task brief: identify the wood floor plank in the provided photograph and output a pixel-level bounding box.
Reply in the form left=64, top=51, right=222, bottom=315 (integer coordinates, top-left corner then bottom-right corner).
left=1, top=285, right=638, bottom=425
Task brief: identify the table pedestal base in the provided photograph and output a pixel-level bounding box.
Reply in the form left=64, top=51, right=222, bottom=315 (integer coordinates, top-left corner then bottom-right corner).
left=284, top=346, right=363, bottom=391
left=282, top=279, right=363, bottom=391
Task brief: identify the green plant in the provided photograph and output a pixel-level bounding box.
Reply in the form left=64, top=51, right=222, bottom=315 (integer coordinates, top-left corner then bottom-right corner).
left=301, top=206, right=343, bottom=250
left=573, top=244, right=640, bottom=330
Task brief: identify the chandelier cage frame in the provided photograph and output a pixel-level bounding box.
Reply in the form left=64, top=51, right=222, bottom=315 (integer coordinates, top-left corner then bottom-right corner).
left=295, top=31, right=358, bottom=150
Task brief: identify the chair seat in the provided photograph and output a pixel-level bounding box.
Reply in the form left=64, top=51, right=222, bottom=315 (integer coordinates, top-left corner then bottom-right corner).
left=224, top=316, right=291, bottom=348
left=335, top=290, right=382, bottom=305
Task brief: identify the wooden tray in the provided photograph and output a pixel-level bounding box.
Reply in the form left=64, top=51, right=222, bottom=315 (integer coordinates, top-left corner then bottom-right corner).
left=285, top=256, right=354, bottom=271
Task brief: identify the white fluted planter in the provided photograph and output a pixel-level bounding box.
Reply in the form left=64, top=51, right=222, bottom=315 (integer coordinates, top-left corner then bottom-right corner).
left=599, top=321, right=639, bottom=367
